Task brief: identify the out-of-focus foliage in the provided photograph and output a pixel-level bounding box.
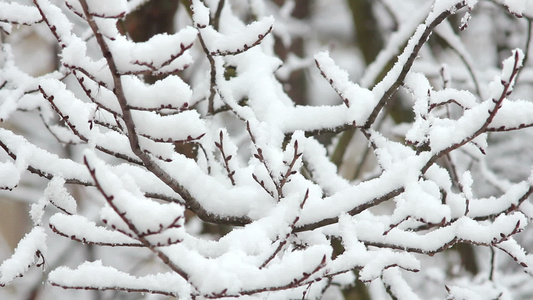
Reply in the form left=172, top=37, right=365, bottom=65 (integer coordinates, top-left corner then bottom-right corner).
left=1, top=0, right=533, bottom=299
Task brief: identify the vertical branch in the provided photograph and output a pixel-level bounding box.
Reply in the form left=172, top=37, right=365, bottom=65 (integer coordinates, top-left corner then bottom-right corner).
left=489, top=246, right=496, bottom=281
left=213, top=0, right=225, bottom=30
left=246, top=121, right=280, bottom=199
left=516, top=18, right=533, bottom=83
left=193, top=0, right=221, bottom=115
left=215, top=130, right=236, bottom=185
left=198, top=33, right=217, bottom=115
left=277, top=140, right=302, bottom=198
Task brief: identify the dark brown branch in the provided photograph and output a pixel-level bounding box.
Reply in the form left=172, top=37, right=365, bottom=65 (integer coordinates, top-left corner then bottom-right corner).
left=362, top=218, right=523, bottom=256
left=38, top=109, right=78, bottom=145
left=209, top=26, right=273, bottom=56
left=33, top=0, right=66, bottom=48
left=428, top=98, right=469, bottom=112
left=247, top=121, right=280, bottom=198
left=90, top=11, right=125, bottom=19
left=252, top=173, right=275, bottom=198
left=64, top=63, right=110, bottom=88
left=213, top=0, right=225, bottom=30
left=277, top=140, right=303, bottom=198
left=50, top=282, right=178, bottom=298
left=132, top=42, right=193, bottom=72
left=486, top=122, right=533, bottom=132
left=0, top=139, right=91, bottom=186
left=315, top=59, right=351, bottom=107
left=0, top=18, right=43, bottom=26
left=73, top=71, right=121, bottom=121
left=206, top=254, right=327, bottom=298
left=197, top=32, right=217, bottom=115
left=495, top=242, right=529, bottom=268
left=40, top=86, right=143, bottom=165
left=260, top=189, right=309, bottom=269
left=215, top=130, right=236, bottom=185
left=83, top=155, right=190, bottom=281
left=303, top=123, right=355, bottom=138
left=139, top=216, right=182, bottom=237
left=364, top=2, right=467, bottom=128
left=139, top=133, right=205, bottom=144
left=79, top=0, right=251, bottom=226
left=294, top=187, right=404, bottom=233
left=39, top=87, right=85, bottom=139
left=422, top=49, right=523, bottom=174
left=0, top=249, right=45, bottom=287
left=50, top=223, right=144, bottom=247
left=127, top=102, right=190, bottom=113
left=65, top=1, right=126, bottom=20
left=48, top=199, right=74, bottom=216
left=0, top=137, right=183, bottom=204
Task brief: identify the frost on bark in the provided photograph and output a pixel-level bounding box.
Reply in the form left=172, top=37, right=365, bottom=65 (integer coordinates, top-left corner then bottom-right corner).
left=1, top=0, right=533, bottom=299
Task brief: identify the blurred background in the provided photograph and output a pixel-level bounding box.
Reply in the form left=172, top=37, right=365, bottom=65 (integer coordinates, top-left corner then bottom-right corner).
left=1, top=0, right=533, bottom=299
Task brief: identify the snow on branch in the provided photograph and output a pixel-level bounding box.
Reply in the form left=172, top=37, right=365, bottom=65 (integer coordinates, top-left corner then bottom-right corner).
left=1, top=0, right=533, bottom=298
left=49, top=213, right=143, bottom=247
left=315, top=51, right=374, bottom=109
left=48, top=260, right=191, bottom=297
left=368, top=0, right=468, bottom=128
left=65, top=0, right=127, bottom=19
left=0, top=227, right=46, bottom=287
left=199, top=16, right=274, bottom=56
left=0, top=2, right=42, bottom=33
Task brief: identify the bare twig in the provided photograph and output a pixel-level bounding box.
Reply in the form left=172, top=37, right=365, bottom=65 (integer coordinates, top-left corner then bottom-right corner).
left=364, top=2, right=467, bottom=129
left=49, top=223, right=144, bottom=247
left=277, top=140, right=303, bottom=198
left=247, top=121, right=279, bottom=198
left=215, top=130, right=236, bottom=185
left=260, top=189, right=309, bottom=269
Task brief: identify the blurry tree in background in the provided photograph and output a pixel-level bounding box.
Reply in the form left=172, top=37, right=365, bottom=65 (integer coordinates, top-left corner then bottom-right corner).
left=1, top=0, right=533, bottom=299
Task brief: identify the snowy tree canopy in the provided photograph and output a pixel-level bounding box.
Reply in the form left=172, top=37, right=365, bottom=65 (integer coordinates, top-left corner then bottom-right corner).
left=1, top=0, right=533, bottom=299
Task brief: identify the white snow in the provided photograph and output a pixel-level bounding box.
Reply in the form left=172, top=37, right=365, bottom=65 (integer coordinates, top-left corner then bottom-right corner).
left=191, top=0, right=210, bottom=28
left=85, top=0, right=127, bottom=17
left=49, top=213, right=141, bottom=246
left=504, top=0, right=528, bottom=16
left=199, top=16, right=274, bottom=56
left=122, top=75, right=192, bottom=110
left=48, top=261, right=191, bottom=296
left=0, top=3, right=41, bottom=31
left=0, top=227, right=47, bottom=286
left=0, top=162, right=20, bottom=190
left=2, top=0, right=533, bottom=298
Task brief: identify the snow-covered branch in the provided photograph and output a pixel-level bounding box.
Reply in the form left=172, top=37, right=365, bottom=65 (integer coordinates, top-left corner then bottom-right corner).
left=1, top=0, right=533, bottom=299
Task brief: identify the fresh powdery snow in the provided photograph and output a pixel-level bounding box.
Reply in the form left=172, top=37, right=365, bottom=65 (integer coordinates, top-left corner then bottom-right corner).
left=0, top=2, right=41, bottom=32
left=48, top=260, right=192, bottom=296
left=0, top=227, right=46, bottom=286
left=0, top=162, right=20, bottom=190
left=1, top=0, right=533, bottom=299
left=49, top=213, right=141, bottom=246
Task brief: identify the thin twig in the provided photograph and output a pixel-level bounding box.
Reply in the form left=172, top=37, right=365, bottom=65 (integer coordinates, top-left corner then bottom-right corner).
left=421, top=49, right=523, bottom=174
left=79, top=0, right=251, bottom=226
left=364, top=2, right=467, bottom=128
left=215, top=130, right=236, bottom=185
left=83, top=156, right=191, bottom=281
